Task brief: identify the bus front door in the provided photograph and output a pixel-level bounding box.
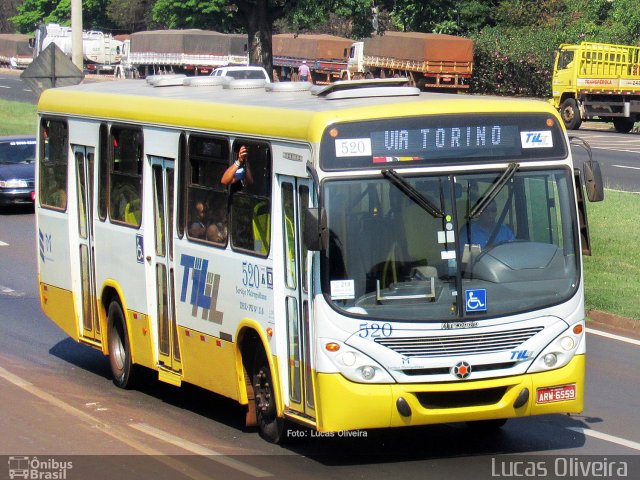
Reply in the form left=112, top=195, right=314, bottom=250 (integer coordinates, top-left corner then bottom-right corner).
left=150, top=157, right=182, bottom=376
left=73, top=145, right=100, bottom=343
left=280, top=177, right=315, bottom=420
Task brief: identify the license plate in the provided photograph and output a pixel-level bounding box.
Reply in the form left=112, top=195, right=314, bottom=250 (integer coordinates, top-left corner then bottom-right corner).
left=536, top=384, right=577, bottom=403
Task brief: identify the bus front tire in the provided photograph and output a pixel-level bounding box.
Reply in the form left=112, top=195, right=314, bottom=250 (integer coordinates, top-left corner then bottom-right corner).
left=108, top=300, right=136, bottom=389
left=560, top=99, right=582, bottom=130
left=612, top=117, right=636, bottom=133
left=252, top=359, right=285, bottom=444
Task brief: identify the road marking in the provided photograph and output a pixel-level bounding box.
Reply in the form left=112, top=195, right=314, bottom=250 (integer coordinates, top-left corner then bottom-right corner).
left=0, top=240, right=8, bottom=246
left=0, top=285, right=23, bottom=297
left=0, top=85, right=11, bottom=89
left=0, top=364, right=224, bottom=480
left=566, top=427, right=640, bottom=452
left=586, top=327, right=640, bottom=346
left=131, top=423, right=273, bottom=478
left=612, top=164, right=640, bottom=171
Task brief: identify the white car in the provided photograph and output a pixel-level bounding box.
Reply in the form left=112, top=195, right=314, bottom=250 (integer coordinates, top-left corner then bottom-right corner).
left=210, top=66, right=271, bottom=83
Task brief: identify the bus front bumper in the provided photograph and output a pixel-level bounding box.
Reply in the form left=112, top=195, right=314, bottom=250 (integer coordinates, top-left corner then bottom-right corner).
left=314, top=355, right=584, bottom=432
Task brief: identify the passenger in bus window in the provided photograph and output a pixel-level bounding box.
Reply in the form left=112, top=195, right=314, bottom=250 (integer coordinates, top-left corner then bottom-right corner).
left=221, top=145, right=253, bottom=188
left=188, top=201, right=207, bottom=238
left=459, top=200, right=514, bottom=249
left=205, top=203, right=228, bottom=243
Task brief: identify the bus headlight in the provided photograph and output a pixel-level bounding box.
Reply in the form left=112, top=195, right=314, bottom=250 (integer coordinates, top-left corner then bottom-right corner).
left=543, top=353, right=558, bottom=367
left=560, top=336, right=575, bottom=351
left=321, top=339, right=395, bottom=384
left=360, top=366, right=376, bottom=380
left=528, top=325, right=583, bottom=373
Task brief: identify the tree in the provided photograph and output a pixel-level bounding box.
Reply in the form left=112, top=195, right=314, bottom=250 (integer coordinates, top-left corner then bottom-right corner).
left=12, top=0, right=116, bottom=33
left=107, top=0, right=153, bottom=33
left=151, top=0, right=307, bottom=78
left=234, top=1, right=302, bottom=77
left=151, top=0, right=237, bottom=31
left=1, top=0, right=21, bottom=33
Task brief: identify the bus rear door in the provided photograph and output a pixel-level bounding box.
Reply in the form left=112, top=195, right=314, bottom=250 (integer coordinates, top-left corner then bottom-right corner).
left=150, top=156, right=182, bottom=381
left=73, top=145, right=101, bottom=344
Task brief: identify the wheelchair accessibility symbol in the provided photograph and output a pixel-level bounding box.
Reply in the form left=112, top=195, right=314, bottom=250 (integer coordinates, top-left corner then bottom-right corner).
left=136, top=234, right=144, bottom=264
left=465, top=289, right=487, bottom=313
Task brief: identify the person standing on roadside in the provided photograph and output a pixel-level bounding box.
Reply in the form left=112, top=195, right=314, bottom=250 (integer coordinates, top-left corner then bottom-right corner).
left=298, top=60, right=310, bottom=82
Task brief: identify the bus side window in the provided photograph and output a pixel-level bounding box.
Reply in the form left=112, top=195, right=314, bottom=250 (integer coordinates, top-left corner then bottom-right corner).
left=39, top=119, right=68, bottom=211
left=98, top=124, right=109, bottom=221
left=109, top=127, right=143, bottom=227
left=230, top=141, right=272, bottom=255
left=186, top=135, right=229, bottom=245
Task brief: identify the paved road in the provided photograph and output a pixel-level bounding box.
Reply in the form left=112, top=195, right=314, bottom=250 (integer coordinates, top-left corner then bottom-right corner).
left=0, top=70, right=38, bottom=104
left=1, top=210, right=639, bottom=480
left=570, top=125, right=640, bottom=193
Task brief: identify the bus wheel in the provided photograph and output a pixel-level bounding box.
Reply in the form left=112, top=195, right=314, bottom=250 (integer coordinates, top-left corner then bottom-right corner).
left=108, top=300, right=136, bottom=389
left=465, top=418, right=507, bottom=431
left=560, top=99, right=582, bottom=130
left=252, top=359, right=285, bottom=443
left=612, top=117, right=635, bottom=134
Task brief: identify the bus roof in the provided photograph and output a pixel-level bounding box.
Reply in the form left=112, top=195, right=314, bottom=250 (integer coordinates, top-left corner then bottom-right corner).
left=38, top=80, right=560, bottom=143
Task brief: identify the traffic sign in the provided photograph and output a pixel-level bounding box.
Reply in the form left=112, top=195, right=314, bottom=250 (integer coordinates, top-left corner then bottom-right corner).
left=20, top=43, right=84, bottom=98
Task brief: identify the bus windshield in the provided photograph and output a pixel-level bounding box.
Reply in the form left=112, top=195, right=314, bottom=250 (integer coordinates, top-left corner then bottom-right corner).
left=322, top=167, right=578, bottom=321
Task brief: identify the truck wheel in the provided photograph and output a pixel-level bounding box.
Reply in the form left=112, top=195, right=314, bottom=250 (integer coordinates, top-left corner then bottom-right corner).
left=560, top=99, right=582, bottom=130
left=108, top=300, right=136, bottom=389
left=252, top=357, right=285, bottom=443
left=612, top=118, right=636, bottom=134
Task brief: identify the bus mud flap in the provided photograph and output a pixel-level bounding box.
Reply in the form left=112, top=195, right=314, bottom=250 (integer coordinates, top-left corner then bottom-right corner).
left=244, top=365, right=257, bottom=427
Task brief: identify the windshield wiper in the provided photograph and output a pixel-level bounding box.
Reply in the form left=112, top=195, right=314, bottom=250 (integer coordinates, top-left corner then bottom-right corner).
left=381, top=169, right=444, bottom=218
left=468, top=162, right=519, bottom=219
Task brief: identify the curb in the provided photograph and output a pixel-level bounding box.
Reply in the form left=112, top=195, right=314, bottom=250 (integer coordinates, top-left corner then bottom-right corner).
left=587, top=310, right=640, bottom=340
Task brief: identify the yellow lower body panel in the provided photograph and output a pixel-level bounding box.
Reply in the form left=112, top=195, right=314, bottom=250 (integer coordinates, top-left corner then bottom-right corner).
left=315, top=355, right=585, bottom=432
left=127, top=311, right=155, bottom=369
left=39, top=283, right=78, bottom=341
left=177, top=326, right=240, bottom=402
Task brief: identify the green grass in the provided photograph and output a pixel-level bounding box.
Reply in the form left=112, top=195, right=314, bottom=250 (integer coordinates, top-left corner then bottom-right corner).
left=584, top=189, right=640, bottom=320
left=0, top=98, right=37, bottom=136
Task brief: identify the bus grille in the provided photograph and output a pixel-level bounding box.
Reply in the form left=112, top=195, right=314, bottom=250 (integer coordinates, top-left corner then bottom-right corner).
left=374, top=326, right=544, bottom=358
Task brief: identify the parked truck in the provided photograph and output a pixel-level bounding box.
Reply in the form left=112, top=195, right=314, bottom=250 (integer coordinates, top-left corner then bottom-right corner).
left=115, top=29, right=248, bottom=79
left=272, top=33, right=353, bottom=84
left=32, top=23, right=123, bottom=73
left=345, top=31, right=474, bottom=91
left=552, top=42, right=640, bottom=133
left=0, top=34, right=33, bottom=69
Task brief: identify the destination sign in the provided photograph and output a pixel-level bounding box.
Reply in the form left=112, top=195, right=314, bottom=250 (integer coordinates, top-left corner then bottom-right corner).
left=321, top=113, right=567, bottom=171
left=370, top=125, right=519, bottom=162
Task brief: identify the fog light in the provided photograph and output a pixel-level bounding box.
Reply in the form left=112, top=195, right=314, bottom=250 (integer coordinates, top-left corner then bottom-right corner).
left=543, top=353, right=558, bottom=367
left=341, top=352, right=356, bottom=367
left=361, top=366, right=376, bottom=380
left=560, top=336, right=575, bottom=351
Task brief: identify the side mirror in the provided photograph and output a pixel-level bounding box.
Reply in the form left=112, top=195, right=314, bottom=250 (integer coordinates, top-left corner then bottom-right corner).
left=304, top=207, right=328, bottom=251
left=583, top=160, right=604, bottom=202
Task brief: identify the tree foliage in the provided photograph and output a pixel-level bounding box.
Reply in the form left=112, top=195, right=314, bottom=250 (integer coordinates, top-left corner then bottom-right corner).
left=9, top=0, right=640, bottom=97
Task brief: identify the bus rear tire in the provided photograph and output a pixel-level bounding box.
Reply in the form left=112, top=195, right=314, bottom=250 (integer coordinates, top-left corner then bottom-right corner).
left=612, top=117, right=635, bottom=133
left=252, top=358, right=285, bottom=444
left=108, top=300, right=136, bottom=389
left=560, top=98, right=582, bottom=130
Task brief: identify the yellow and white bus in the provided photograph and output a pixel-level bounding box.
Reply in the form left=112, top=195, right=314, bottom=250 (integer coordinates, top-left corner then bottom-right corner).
left=36, top=76, right=603, bottom=443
